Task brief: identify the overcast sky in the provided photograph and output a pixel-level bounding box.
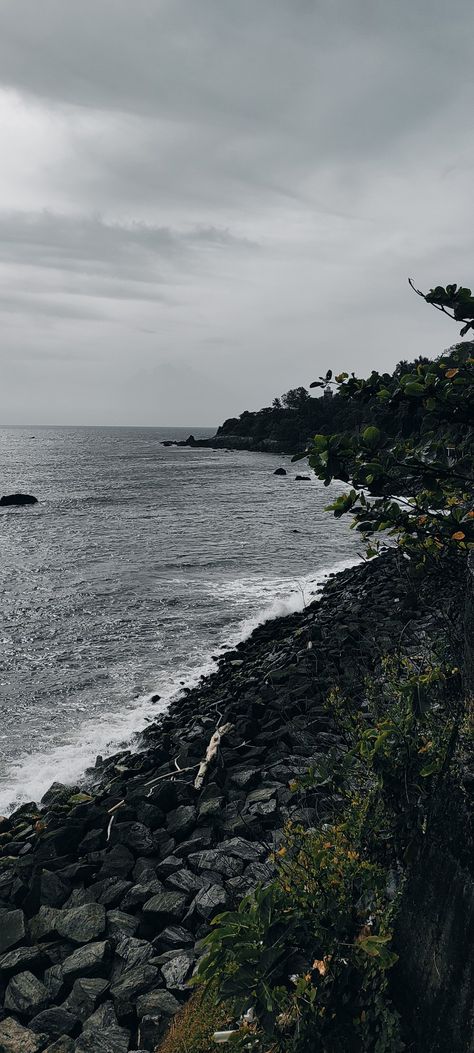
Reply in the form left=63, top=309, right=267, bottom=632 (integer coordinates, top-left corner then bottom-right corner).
left=0, top=0, right=473, bottom=425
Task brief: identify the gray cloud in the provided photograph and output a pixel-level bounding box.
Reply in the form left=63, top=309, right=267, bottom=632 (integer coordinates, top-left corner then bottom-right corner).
left=0, top=1, right=473, bottom=424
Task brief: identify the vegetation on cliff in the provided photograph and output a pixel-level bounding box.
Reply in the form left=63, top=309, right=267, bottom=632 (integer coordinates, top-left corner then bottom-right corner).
left=176, top=286, right=473, bottom=1052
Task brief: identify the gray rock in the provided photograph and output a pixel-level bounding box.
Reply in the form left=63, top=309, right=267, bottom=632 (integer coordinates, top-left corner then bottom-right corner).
left=29, top=906, right=61, bottom=941
left=190, top=884, right=228, bottom=920
left=43, top=1038, right=74, bottom=1053
left=155, top=925, right=194, bottom=947
left=230, top=768, right=260, bottom=789
left=87, top=878, right=132, bottom=907
left=222, top=837, right=264, bottom=862
left=29, top=1007, right=77, bottom=1038
left=165, top=869, right=209, bottom=895
left=120, top=879, right=164, bottom=910
left=136, top=988, right=180, bottom=1019
left=111, top=936, right=155, bottom=980
left=110, top=963, right=159, bottom=1018
left=0, top=1017, right=45, bottom=1053
left=61, top=941, right=112, bottom=981
left=75, top=1001, right=130, bottom=1053
left=166, top=806, right=196, bottom=840
left=112, top=822, right=155, bottom=855
left=0, top=908, right=25, bottom=953
left=106, top=910, right=139, bottom=938
left=62, top=977, right=109, bottom=1021
left=43, top=965, right=65, bottom=1001
left=155, top=855, right=183, bottom=877
left=161, top=954, right=193, bottom=990
left=56, top=903, right=106, bottom=944
left=137, top=1015, right=166, bottom=1049
left=142, top=891, right=187, bottom=923
left=4, top=971, right=50, bottom=1018
left=40, top=871, right=71, bottom=907
left=99, top=845, right=135, bottom=880
left=187, top=849, right=243, bottom=878
left=0, top=945, right=46, bottom=975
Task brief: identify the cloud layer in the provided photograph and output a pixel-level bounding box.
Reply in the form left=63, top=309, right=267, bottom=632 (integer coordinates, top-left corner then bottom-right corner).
left=0, top=0, right=473, bottom=424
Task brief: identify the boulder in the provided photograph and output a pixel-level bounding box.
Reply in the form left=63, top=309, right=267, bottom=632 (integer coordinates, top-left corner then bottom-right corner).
left=160, top=953, right=194, bottom=990
left=166, top=805, right=197, bottom=840
left=0, top=493, right=38, bottom=506
left=273, top=467, right=287, bottom=475
left=142, top=891, right=187, bottom=925
left=295, top=475, right=311, bottom=481
left=29, top=1008, right=77, bottom=1038
left=136, top=988, right=180, bottom=1019
left=56, top=903, right=106, bottom=944
left=0, top=945, right=46, bottom=975
left=43, top=1038, right=75, bottom=1053
left=0, top=907, right=26, bottom=953
left=189, top=883, right=228, bottom=921
left=106, top=910, right=139, bottom=938
left=155, top=924, right=194, bottom=947
left=61, top=941, right=112, bottom=981
left=4, top=971, right=50, bottom=1018
left=61, top=977, right=109, bottom=1021
left=0, top=1017, right=45, bottom=1052
left=110, top=963, right=159, bottom=1018
left=75, top=1002, right=130, bottom=1053
left=187, top=849, right=243, bottom=878
left=43, top=1039, right=74, bottom=1053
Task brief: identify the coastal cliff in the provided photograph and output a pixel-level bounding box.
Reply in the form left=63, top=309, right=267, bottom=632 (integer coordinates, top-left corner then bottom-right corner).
left=0, top=551, right=471, bottom=1052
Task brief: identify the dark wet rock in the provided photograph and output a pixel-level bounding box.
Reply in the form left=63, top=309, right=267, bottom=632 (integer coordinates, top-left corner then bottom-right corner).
left=173, top=828, right=213, bottom=857
left=43, top=1038, right=74, bottom=1053
left=222, top=837, right=264, bottom=862
left=0, top=1017, right=45, bottom=1052
left=43, top=1038, right=75, bottom=1053
left=135, top=801, right=165, bottom=830
left=165, top=868, right=209, bottom=895
left=148, top=782, right=178, bottom=814
left=189, top=884, right=228, bottom=921
left=98, top=845, right=135, bottom=879
left=120, top=880, right=165, bottom=911
left=61, top=940, right=112, bottom=981
left=154, top=924, right=194, bottom=948
left=4, top=971, right=50, bottom=1018
left=75, top=1001, right=130, bottom=1053
left=111, top=936, right=155, bottom=979
left=138, top=1014, right=166, bottom=1049
left=110, top=963, right=159, bottom=1018
left=106, top=910, right=139, bottom=938
left=0, top=493, right=38, bottom=506
left=187, top=849, right=243, bottom=878
left=43, top=965, right=66, bottom=1002
left=0, top=907, right=26, bottom=953
left=40, top=871, right=72, bottom=908
left=197, top=795, right=225, bottom=821
left=111, top=822, right=155, bottom=856
left=229, top=768, right=261, bottom=790
left=41, top=783, right=77, bottom=809
left=56, top=903, right=106, bottom=944
left=87, top=878, right=132, bottom=907
left=160, top=953, right=194, bottom=990
left=295, top=474, right=310, bottom=481
left=132, top=858, right=158, bottom=883
left=136, top=987, right=180, bottom=1018
left=166, top=806, right=197, bottom=840
left=273, top=467, right=287, bottom=475
left=62, top=977, right=109, bottom=1022
left=156, top=855, right=186, bottom=878
left=29, top=1007, right=78, bottom=1037
left=0, top=945, right=47, bottom=975
left=142, top=891, right=187, bottom=924
left=29, top=906, right=61, bottom=941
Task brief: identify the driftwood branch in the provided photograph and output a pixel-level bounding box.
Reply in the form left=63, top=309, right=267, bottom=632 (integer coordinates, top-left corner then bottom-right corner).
left=194, top=722, right=234, bottom=791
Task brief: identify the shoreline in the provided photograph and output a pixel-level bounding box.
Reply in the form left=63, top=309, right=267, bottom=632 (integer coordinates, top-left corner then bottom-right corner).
left=0, top=552, right=465, bottom=1051
left=0, top=555, right=361, bottom=818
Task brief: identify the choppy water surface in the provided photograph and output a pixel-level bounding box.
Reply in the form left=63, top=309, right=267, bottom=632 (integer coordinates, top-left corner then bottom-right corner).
left=0, top=426, right=362, bottom=811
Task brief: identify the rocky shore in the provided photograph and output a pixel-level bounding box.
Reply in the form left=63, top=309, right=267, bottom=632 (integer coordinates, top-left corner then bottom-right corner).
left=0, top=553, right=468, bottom=1052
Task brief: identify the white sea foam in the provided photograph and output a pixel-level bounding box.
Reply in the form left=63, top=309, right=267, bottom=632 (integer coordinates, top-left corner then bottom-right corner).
left=0, top=555, right=361, bottom=815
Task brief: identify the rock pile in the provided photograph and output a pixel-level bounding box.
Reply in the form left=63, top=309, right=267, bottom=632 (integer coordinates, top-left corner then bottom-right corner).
left=0, top=552, right=446, bottom=1051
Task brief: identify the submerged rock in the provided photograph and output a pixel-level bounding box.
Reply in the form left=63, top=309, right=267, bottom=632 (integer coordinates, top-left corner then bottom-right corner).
left=0, top=493, right=38, bottom=506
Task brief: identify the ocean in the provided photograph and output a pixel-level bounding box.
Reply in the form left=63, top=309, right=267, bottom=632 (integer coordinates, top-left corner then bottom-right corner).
left=0, top=426, right=362, bottom=813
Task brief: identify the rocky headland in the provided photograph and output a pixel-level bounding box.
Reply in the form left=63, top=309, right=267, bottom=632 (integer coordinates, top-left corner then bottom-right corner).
left=0, top=552, right=472, bottom=1052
